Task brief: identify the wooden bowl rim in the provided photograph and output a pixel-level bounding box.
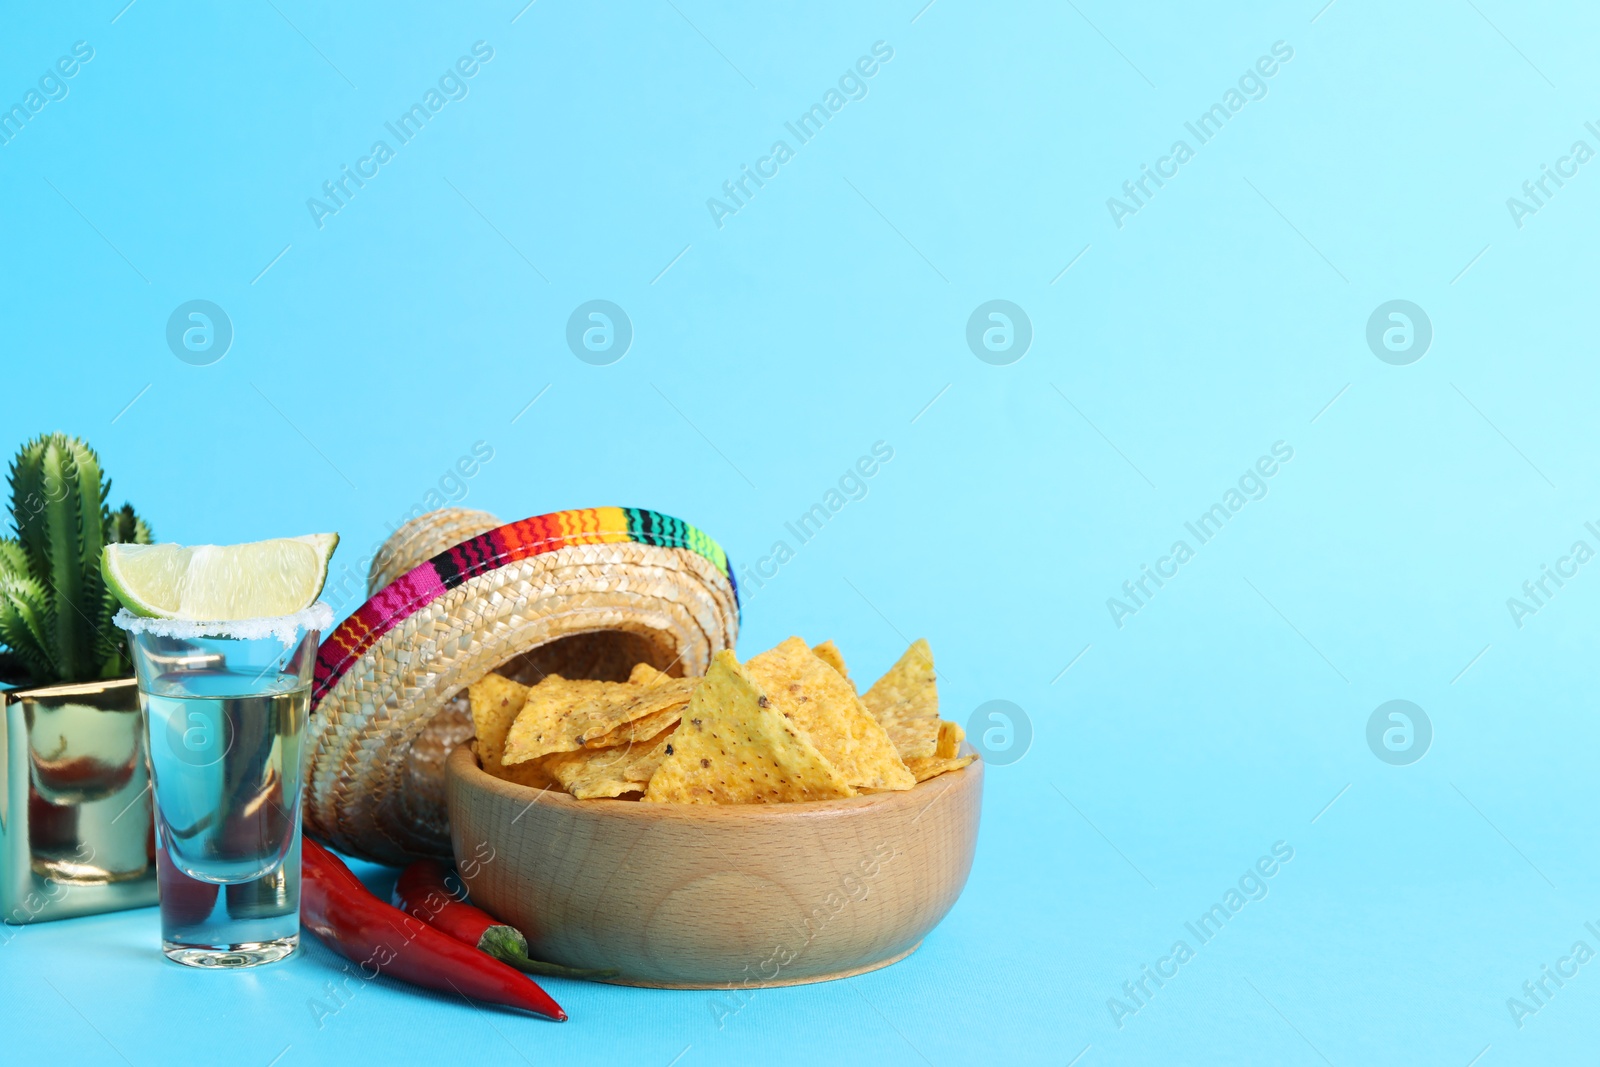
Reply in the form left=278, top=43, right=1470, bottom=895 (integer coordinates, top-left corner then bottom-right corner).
left=445, top=742, right=982, bottom=823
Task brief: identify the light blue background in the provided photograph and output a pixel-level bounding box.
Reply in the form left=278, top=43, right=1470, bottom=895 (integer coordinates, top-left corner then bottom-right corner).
left=3, top=1, right=1597, bottom=1064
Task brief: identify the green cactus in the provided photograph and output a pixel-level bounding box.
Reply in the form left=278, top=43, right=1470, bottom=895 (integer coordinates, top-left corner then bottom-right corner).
left=0, top=434, right=152, bottom=687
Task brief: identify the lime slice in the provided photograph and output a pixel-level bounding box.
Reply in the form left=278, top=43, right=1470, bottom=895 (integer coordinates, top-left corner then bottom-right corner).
left=104, top=533, right=339, bottom=620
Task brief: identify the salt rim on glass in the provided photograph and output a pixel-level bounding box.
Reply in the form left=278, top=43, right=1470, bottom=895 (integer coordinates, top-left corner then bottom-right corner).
left=112, top=602, right=334, bottom=645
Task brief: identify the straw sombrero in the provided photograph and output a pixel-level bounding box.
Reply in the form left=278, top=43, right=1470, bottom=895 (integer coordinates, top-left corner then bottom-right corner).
left=366, top=506, right=504, bottom=596
left=305, top=506, right=740, bottom=865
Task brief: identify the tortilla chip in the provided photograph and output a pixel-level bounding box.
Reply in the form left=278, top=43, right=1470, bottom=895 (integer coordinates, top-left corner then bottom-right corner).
left=903, top=753, right=976, bottom=782
left=579, top=668, right=696, bottom=748
left=935, top=719, right=964, bottom=759
left=643, top=651, right=855, bottom=804
left=811, top=640, right=852, bottom=688
left=629, top=662, right=670, bottom=685
left=584, top=703, right=684, bottom=749
left=467, top=673, right=558, bottom=789
left=589, top=676, right=694, bottom=737
left=542, top=726, right=679, bottom=799
left=504, top=673, right=690, bottom=765
left=467, top=673, right=527, bottom=767
left=861, top=638, right=941, bottom=760
left=746, top=637, right=914, bottom=793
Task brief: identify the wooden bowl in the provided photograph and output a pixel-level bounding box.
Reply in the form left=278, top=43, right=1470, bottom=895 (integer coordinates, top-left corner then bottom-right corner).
left=443, top=744, right=983, bottom=988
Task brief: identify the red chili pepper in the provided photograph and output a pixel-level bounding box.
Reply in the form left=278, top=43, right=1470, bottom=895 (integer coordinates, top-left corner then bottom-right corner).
left=300, top=838, right=566, bottom=1021
left=393, top=860, right=617, bottom=981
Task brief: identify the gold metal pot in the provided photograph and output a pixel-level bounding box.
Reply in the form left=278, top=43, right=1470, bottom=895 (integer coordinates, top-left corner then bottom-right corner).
left=1, top=678, right=158, bottom=924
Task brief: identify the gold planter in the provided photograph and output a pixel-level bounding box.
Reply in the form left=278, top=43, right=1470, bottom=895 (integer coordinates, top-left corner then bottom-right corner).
left=1, top=678, right=158, bottom=924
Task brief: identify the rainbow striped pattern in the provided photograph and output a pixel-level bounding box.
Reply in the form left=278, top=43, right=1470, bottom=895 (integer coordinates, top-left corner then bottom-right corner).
left=313, top=507, right=737, bottom=705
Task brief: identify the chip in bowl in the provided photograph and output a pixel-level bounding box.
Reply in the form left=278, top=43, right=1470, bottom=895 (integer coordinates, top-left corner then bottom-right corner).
left=811, top=639, right=852, bottom=687
left=467, top=673, right=557, bottom=790
left=643, top=650, right=855, bottom=803
left=746, top=637, right=914, bottom=793
left=504, top=673, right=688, bottom=766
left=861, top=637, right=941, bottom=760
left=541, top=727, right=678, bottom=799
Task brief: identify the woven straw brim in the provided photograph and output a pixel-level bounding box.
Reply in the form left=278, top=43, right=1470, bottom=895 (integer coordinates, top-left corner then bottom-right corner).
left=367, top=507, right=503, bottom=596
left=306, top=542, right=738, bottom=865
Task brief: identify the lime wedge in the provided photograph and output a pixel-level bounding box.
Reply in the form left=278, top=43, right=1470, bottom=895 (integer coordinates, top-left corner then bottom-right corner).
left=104, top=533, right=339, bottom=620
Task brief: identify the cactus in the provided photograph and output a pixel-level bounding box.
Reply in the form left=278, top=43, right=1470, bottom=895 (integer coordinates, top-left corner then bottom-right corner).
left=0, top=434, right=152, bottom=687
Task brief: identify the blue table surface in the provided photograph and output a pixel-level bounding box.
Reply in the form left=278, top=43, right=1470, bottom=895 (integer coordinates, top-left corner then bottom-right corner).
left=4, top=1, right=1598, bottom=1064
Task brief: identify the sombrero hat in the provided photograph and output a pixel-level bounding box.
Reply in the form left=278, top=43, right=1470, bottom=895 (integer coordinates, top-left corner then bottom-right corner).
left=366, top=506, right=504, bottom=596
left=305, top=506, right=740, bottom=865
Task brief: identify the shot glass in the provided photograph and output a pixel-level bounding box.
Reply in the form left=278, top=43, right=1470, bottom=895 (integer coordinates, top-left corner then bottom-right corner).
left=116, top=605, right=329, bottom=968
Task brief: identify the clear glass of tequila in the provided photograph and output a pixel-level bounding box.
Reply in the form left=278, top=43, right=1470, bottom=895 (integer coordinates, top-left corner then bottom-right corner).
left=117, top=606, right=328, bottom=968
